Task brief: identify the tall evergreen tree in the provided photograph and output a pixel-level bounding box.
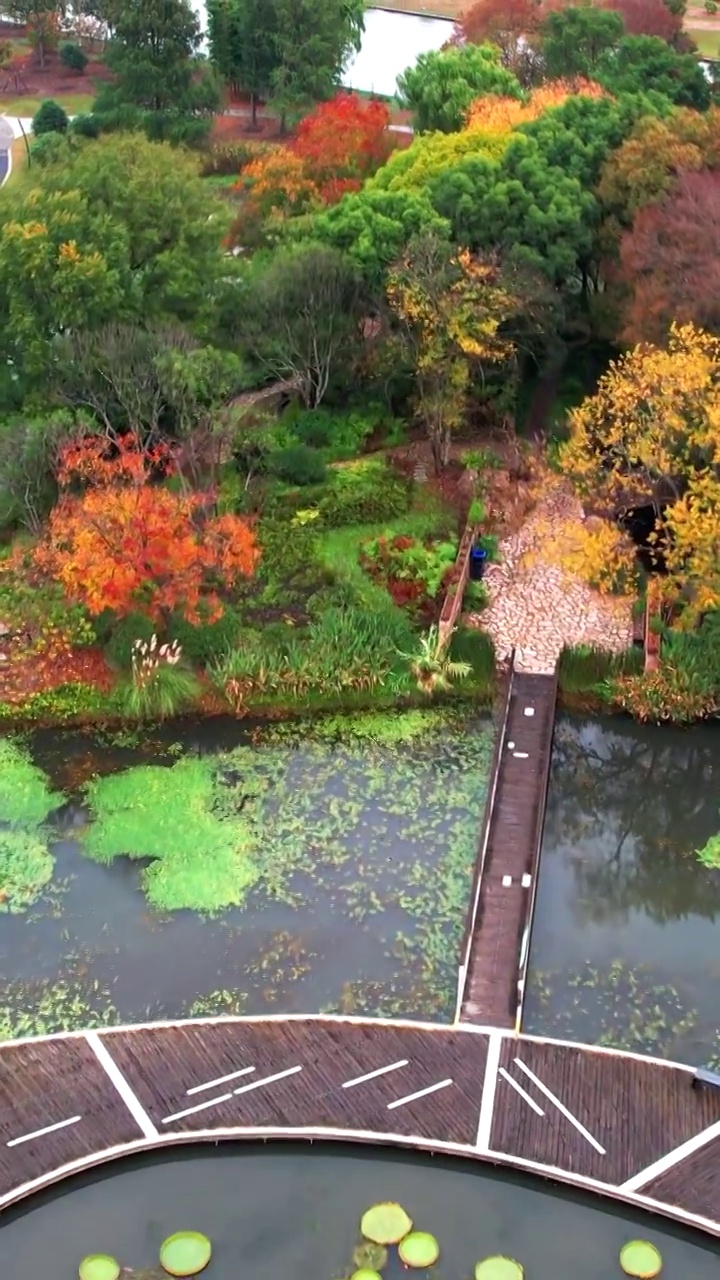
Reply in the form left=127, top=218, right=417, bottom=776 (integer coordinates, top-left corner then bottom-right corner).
left=94, top=0, right=220, bottom=144
left=207, top=0, right=276, bottom=126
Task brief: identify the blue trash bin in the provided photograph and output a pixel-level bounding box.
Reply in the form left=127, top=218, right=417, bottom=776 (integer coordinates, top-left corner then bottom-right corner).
left=469, top=544, right=487, bottom=582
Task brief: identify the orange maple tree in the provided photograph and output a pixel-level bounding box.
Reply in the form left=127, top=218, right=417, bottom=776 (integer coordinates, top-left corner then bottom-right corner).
left=236, top=92, right=394, bottom=217
left=37, top=435, right=259, bottom=625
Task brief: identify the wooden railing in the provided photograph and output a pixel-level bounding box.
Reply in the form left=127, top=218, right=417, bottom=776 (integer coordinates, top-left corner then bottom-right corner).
left=437, top=521, right=478, bottom=652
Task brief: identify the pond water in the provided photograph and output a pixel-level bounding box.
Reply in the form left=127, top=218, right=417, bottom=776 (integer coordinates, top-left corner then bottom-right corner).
left=524, top=713, right=720, bottom=1067
left=3, top=1142, right=719, bottom=1278
left=343, top=9, right=454, bottom=98
left=0, top=709, right=492, bottom=1039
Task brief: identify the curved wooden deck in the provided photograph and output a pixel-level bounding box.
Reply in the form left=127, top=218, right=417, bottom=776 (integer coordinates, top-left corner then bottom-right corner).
left=1, top=1015, right=720, bottom=1236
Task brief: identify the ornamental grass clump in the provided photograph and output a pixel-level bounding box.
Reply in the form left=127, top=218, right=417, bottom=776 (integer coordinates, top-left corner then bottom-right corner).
left=117, top=635, right=200, bottom=721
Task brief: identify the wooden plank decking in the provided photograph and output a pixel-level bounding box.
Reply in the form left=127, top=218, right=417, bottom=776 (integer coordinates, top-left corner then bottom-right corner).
left=459, top=665, right=558, bottom=1028
left=1, top=1019, right=720, bottom=1234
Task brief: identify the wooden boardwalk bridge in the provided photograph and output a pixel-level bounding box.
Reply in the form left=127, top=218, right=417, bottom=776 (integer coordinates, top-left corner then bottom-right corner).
left=457, top=657, right=558, bottom=1029
left=1, top=1017, right=720, bottom=1236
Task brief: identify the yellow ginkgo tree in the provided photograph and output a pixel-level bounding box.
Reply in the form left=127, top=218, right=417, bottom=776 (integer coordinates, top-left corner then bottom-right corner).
left=559, top=322, right=720, bottom=619
left=386, top=232, right=546, bottom=471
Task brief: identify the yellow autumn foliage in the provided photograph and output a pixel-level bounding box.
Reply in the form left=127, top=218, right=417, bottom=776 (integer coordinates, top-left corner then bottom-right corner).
left=466, top=79, right=606, bottom=131
left=369, top=126, right=510, bottom=193
left=533, top=514, right=638, bottom=595
left=560, top=322, right=720, bottom=621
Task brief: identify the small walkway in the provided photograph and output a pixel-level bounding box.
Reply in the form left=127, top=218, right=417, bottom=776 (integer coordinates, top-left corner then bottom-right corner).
left=470, top=478, right=633, bottom=674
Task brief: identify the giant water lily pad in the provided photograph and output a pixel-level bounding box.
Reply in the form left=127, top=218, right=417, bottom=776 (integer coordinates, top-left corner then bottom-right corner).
left=398, top=1231, right=440, bottom=1267
left=353, top=1242, right=388, bottom=1270
left=474, top=1257, right=524, bottom=1280
left=350, top=1271, right=382, bottom=1280
left=620, top=1240, right=663, bottom=1277
left=159, top=1231, right=212, bottom=1276
left=360, top=1202, right=412, bottom=1244
left=79, top=1255, right=121, bottom=1280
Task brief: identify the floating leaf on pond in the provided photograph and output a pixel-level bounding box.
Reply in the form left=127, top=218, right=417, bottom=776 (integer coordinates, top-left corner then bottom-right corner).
left=361, top=1202, right=413, bottom=1244
left=353, top=1242, right=388, bottom=1270
left=78, top=1254, right=121, bottom=1280
left=398, top=1231, right=440, bottom=1267
left=159, top=1230, right=212, bottom=1276
left=350, top=1271, right=383, bottom=1280
left=474, top=1256, right=524, bottom=1280
left=620, top=1240, right=663, bottom=1277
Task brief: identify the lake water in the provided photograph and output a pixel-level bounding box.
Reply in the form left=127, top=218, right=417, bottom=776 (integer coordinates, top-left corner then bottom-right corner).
left=524, top=713, right=720, bottom=1066
left=0, top=709, right=491, bottom=1039
left=3, top=1143, right=719, bottom=1278
left=189, top=1, right=454, bottom=98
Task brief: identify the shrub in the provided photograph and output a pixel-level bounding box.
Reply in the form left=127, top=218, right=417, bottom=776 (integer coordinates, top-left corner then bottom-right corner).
left=0, top=682, right=107, bottom=725
left=168, top=606, right=243, bottom=666
left=705, top=0, right=717, bottom=13
left=59, top=40, right=88, bottom=72
left=318, top=461, right=412, bottom=527
left=448, top=626, right=496, bottom=686
left=104, top=612, right=156, bottom=670
left=71, top=113, right=101, bottom=138
left=559, top=644, right=642, bottom=696
left=282, top=406, right=376, bottom=461
left=267, top=445, right=328, bottom=486
left=611, top=665, right=719, bottom=723
left=200, top=141, right=269, bottom=176
left=32, top=99, right=69, bottom=137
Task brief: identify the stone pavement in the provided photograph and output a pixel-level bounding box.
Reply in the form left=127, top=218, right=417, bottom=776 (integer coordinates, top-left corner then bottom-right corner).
left=468, top=479, right=633, bottom=674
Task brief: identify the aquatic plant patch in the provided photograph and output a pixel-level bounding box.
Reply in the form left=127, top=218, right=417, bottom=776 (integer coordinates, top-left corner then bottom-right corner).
left=83, top=758, right=261, bottom=913
left=0, top=829, right=54, bottom=913
left=0, top=738, right=63, bottom=827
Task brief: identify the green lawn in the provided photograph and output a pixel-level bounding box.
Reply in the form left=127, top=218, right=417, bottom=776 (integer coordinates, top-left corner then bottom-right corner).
left=687, top=25, right=720, bottom=56
left=0, top=92, right=94, bottom=118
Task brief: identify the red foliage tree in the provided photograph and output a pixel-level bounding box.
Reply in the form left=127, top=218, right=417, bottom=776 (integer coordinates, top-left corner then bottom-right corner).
left=455, top=0, right=542, bottom=75
left=37, top=435, right=259, bottom=624
left=618, top=170, right=720, bottom=345
left=291, top=92, right=394, bottom=198
left=602, top=0, right=682, bottom=44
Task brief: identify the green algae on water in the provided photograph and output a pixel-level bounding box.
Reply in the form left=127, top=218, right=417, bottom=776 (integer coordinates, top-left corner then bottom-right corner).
left=83, top=757, right=261, bottom=913
left=0, top=973, right=119, bottom=1042
left=0, top=738, right=63, bottom=827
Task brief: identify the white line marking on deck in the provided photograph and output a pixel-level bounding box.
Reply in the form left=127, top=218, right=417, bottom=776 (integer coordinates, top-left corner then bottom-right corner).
left=513, top=752, right=529, bottom=759
left=499, top=1067, right=544, bottom=1116
left=85, top=1031, right=159, bottom=1139
left=475, top=1030, right=501, bottom=1150
left=514, top=1058, right=606, bottom=1154
left=342, top=1060, right=409, bottom=1089
left=620, top=1116, right=720, bottom=1193
left=163, top=1092, right=233, bottom=1124
left=387, top=1079, right=453, bottom=1110
left=187, top=1066, right=255, bottom=1095
left=502, top=875, right=512, bottom=887
left=522, top=873, right=531, bottom=888
left=234, top=1065, right=302, bottom=1096
left=7, top=1115, right=82, bottom=1147
left=523, top=707, right=535, bottom=716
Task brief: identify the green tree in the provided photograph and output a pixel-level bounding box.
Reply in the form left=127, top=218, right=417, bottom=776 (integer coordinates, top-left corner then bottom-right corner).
left=6, top=0, right=59, bottom=69
left=270, top=0, right=365, bottom=128
left=397, top=43, right=523, bottom=134
left=596, top=34, right=711, bottom=109
left=539, top=5, right=625, bottom=80
left=237, top=243, right=365, bottom=406
left=306, top=188, right=452, bottom=286
left=0, top=134, right=228, bottom=378
left=207, top=0, right=276, bottom=127
left=32, top=99, right=69, bottom=136
left=94, top=0, right=221, bottom=144
left=519, top=91, right=667, bottom=189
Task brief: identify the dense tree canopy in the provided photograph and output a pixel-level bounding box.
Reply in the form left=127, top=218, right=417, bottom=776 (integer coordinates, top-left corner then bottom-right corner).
left=539, top=5, right=625, bottom=80
left=455, top=0, right=542, bottom=81
left=307, top=188, right=452, bottom=285
left=0, top=135, right=227, bottom=377
left=206, top=0, right=275, bottom=125
left=618, top=171, right=720, bottom=344
left=398, top=44, right=523, bottom=134
left=596, top=34, right=711, bottom=109
left=597, top=109, right=720, bottom=229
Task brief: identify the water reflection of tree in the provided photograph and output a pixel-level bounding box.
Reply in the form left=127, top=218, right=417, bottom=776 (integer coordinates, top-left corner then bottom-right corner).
left=546, top=716, right=720, bottom=924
